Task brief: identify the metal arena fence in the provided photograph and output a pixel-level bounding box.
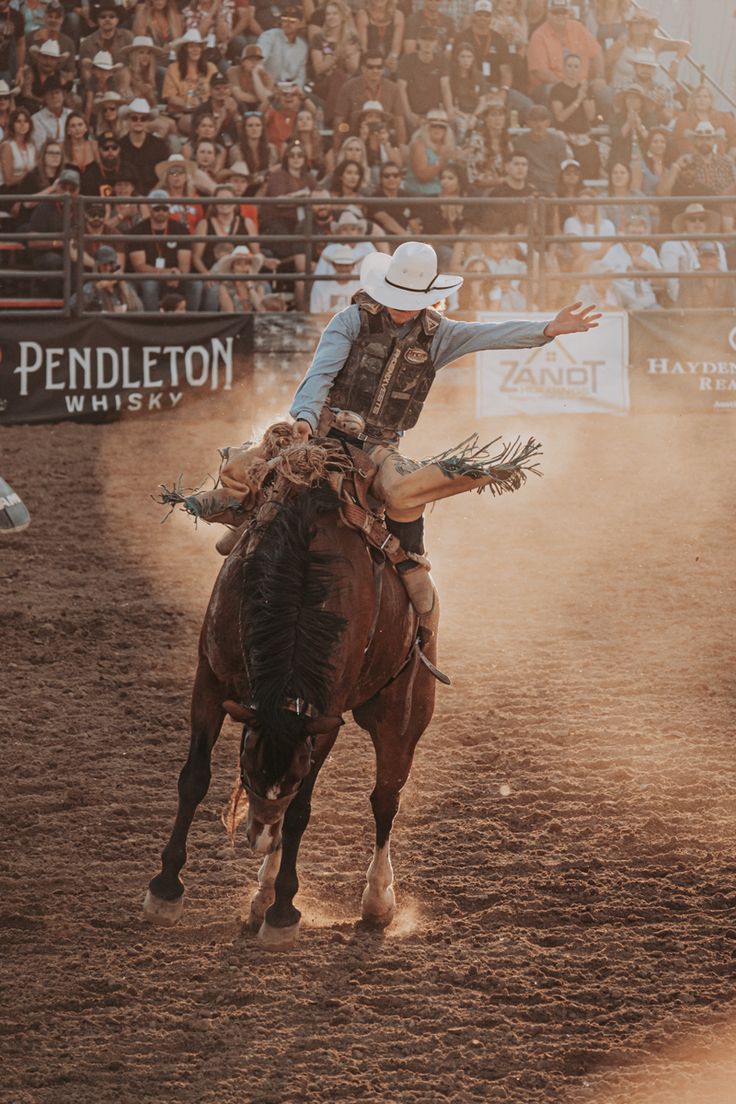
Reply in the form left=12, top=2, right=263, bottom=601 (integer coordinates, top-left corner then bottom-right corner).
left=1, top=192, right=735, bottom=316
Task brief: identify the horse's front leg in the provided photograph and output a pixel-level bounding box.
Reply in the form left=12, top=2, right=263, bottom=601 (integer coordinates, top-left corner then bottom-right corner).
left=143, top=657, right=225, bottom=927
left=355, top=656, right=436, bottom=927
left=258, top=729, right=339, bottom=949
left=248, top=848, right=282, bottom=931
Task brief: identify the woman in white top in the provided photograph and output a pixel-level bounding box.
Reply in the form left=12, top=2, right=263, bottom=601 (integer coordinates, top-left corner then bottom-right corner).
left=563, top=191, right=616, bottom=272
left=0, top=108, right=37, bottom=190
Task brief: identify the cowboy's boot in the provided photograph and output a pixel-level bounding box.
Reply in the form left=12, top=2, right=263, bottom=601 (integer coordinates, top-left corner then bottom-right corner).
left=386, top=516, right=436, bottom=643
left=381, top=462, right=501, bottom=511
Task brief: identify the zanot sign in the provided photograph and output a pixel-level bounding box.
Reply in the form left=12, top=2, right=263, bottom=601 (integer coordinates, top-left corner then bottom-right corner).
left=475, top=312, right=629, bottom=416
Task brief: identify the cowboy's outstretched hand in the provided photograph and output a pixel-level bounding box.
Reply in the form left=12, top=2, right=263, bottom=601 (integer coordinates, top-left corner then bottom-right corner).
left=292, top=419, right=312, bottom=442
left=544, top=302, right=602, bottom=338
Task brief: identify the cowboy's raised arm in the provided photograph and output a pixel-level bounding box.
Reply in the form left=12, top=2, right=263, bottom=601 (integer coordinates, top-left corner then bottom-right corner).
left=431, top=302, right=602, bottom=370
left=289, top=305, right=362, bottom=435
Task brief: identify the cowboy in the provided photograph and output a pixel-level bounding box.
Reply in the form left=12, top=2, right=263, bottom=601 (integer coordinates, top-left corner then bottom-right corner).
left=289, top=242, right=599, bottom=614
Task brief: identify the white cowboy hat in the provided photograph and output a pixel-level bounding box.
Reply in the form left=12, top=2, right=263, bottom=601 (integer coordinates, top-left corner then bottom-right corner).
left=331, top=207, right=368, bottom=235
left=30, top=39, right=69, bottom=60
left=672, top=202, right=721, bottom=232
left=120, top=97, right=156, bottom=118
left=630, top=47, right=657, bottom=67
left=174, top=28, right=204, bottom=47
left=322, top=243, right=359, bottom=266
left=214, top=245, right=264, bottom=273
left=119, top=35, right=168, bottom=58
left=94, top=90, right=125, bottom=105
left=684, top=119, right=726, bottom=140
left=155, top=152, right=195, bottom=180
left=613, top=82, right=654, bottom=112
left=92, top=50, right=122, bottom=71
left=0, top=78, right=20, bottom=96
left=360, top=242, right=463, bottom=310
left=216, top=160, right=250, bottom=182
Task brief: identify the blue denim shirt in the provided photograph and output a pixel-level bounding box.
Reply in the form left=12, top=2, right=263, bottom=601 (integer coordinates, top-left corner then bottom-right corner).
left=290, top=304, right=553, bottom=430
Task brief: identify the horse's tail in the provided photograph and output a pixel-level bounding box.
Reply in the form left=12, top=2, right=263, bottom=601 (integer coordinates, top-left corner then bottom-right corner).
left=240, top=485, right=346, bottom=782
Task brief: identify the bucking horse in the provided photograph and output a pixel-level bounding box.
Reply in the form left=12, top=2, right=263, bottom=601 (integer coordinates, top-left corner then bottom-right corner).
left=144, top=421, right=539, bottom=948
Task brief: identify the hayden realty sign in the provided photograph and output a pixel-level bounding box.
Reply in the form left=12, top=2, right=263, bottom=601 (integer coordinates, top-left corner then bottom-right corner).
left=475, top=312, right=629, bottom=416
left=629, top=311, right=736, bottom=413
left=0, top=316, right=253, bottom=425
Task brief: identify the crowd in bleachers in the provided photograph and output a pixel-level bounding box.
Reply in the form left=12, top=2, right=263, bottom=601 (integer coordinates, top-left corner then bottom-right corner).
left=1, top=0, right=735, bottom=313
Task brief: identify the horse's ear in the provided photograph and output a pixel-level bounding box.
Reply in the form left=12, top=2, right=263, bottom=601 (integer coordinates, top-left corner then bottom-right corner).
left=305, top=714, right=344, bottom=736
left=223, top=700, right=259, bottom=724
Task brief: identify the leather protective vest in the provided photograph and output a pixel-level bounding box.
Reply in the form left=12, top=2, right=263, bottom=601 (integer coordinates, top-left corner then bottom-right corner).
left=324, top=291, right=442, bottom=434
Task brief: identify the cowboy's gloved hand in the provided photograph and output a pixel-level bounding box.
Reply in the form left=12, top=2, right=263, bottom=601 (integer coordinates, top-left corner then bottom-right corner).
left=292, top=419, right=312, bottom=442
left=544, top=302, right=602, bottom=338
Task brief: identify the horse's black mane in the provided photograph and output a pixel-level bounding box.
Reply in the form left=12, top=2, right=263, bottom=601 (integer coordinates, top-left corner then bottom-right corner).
left=241, top=484, right=346, bottom=784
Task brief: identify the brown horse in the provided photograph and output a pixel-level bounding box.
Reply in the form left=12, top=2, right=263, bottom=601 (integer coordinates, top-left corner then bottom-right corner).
left=143, top=456, right=439, bottom=948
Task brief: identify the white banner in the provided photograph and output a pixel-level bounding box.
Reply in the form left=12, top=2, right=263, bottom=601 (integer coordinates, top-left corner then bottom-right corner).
left=475, top=312, right=629, bottom=416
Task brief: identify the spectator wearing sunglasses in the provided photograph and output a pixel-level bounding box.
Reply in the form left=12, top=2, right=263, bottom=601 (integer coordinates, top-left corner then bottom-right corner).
left=118, top=97, right=170, bottom=193
left=370, top=161, right=422, bottom=238
left=333, top=49, right=406, bottom=145
left=81, top=129, right=126, bottom=195
left=258, top=7, right=308, bottom=88
left=79, top=0, right=133, bottom=84
left=127, top=188, right=199, bottom=312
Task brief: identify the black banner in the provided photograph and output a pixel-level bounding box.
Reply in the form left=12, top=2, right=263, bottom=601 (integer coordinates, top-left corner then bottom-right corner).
left=0, top=316, right=254, bottom=426
left=629, top=310, right=736, bottom=414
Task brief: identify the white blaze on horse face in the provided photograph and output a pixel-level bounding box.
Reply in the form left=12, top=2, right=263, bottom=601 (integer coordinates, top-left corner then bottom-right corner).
left=250, top=818, right=282, bottom=854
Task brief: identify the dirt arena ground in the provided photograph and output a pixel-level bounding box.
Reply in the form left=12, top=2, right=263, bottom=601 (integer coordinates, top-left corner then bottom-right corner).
left=2, top=381, right=736, bottom=1104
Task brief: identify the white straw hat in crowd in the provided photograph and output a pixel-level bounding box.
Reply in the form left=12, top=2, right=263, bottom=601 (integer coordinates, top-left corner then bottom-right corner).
left=155, top=152, right=195, bottom=181
left=120, top=35, right=168, bottom=58
left=630, top=47, right=657, bottom=67
left=174, top=28, right=205, bottom=47
left=121, top=97, right=156, bottom=118
left=322, top=243, right=359, bottom=266
left=671, top=203, right=721, bottom=233
left=331, top=207, right=368, bottom=235
left=360, top=242, right=463, bottom=310
left=216, top=160, right=250, bottom=182
left=92, top=50, right=122, bottom=71
left=30, top=39, right=70, bottom=60
left=214, top=246, right=264, bottom=273
left=0, top=78, right=20, bottom=96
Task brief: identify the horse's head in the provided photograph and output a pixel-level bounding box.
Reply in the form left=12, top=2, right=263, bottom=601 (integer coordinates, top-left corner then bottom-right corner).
left=224, top=701, right=339, bottom=854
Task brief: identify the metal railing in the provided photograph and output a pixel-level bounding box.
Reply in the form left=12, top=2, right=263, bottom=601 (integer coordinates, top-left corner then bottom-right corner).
left=1, top=192, right=735, bottom=316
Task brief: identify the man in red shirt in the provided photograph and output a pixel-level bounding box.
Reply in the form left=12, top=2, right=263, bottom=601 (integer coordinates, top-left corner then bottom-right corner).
left=527, top=1, right=606, bottom=112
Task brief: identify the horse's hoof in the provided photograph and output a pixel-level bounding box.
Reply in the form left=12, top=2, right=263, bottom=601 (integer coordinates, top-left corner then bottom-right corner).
left=257, top=919, right=300, bottom=950
left=142, top=889, right=184, bottom=927
left=361, top=886, right=396, bottom=927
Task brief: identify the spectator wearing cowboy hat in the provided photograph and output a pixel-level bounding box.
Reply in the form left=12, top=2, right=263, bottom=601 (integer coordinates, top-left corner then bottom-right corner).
left=227, top=43, right=274, bottom=114
left=600, top=211, right=663, bottom=309
left=678, top=240, right=736, bottom=309
left=154, top=151, right=203, bottom=231
left=118, top=98, right=170, bottom=192
left=30, top=74, right=71, bottom=146
left=309, top=242, right=361, bottom=314
left=117, top=35, right=168, bottom=109
left=258, top=6, right=308, bottom=88
left=310, top=206, right=378, bottom=282
left=397, top=24, right=446, bottom=132
left=334, top=48, right=406, bottom=146
left=404, top=107, right=456, bottom=196
left=25, top=37, right=75, bottom=106
left=609, top=7, right=689, bottom=92
left=265, top=80, right=314, bottom=156
left=24, top=0, right=75, bottom=83
left=215, top=160, right=260, bottom=230
left=289, top=240, right=599, bottom=619
left=90, top=89, right=125, bottom=138
left=79, top=1, right=133, bottom=83
left=608, top=82, right=656, bottom=166
left=673, top=85, right=736, bottom=157
left=0, top=78, right=19, bottom=142
left=661, top=121, right=736, bottom=231
left=659, top=203, right=726, bottom=304
left=214, top=245, right=271, bottom=313
left=82, top=49, right=124, bottom=121
left=626, top=47, right=674, bottom=126
left=162, top=28, right=219, bottom=135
